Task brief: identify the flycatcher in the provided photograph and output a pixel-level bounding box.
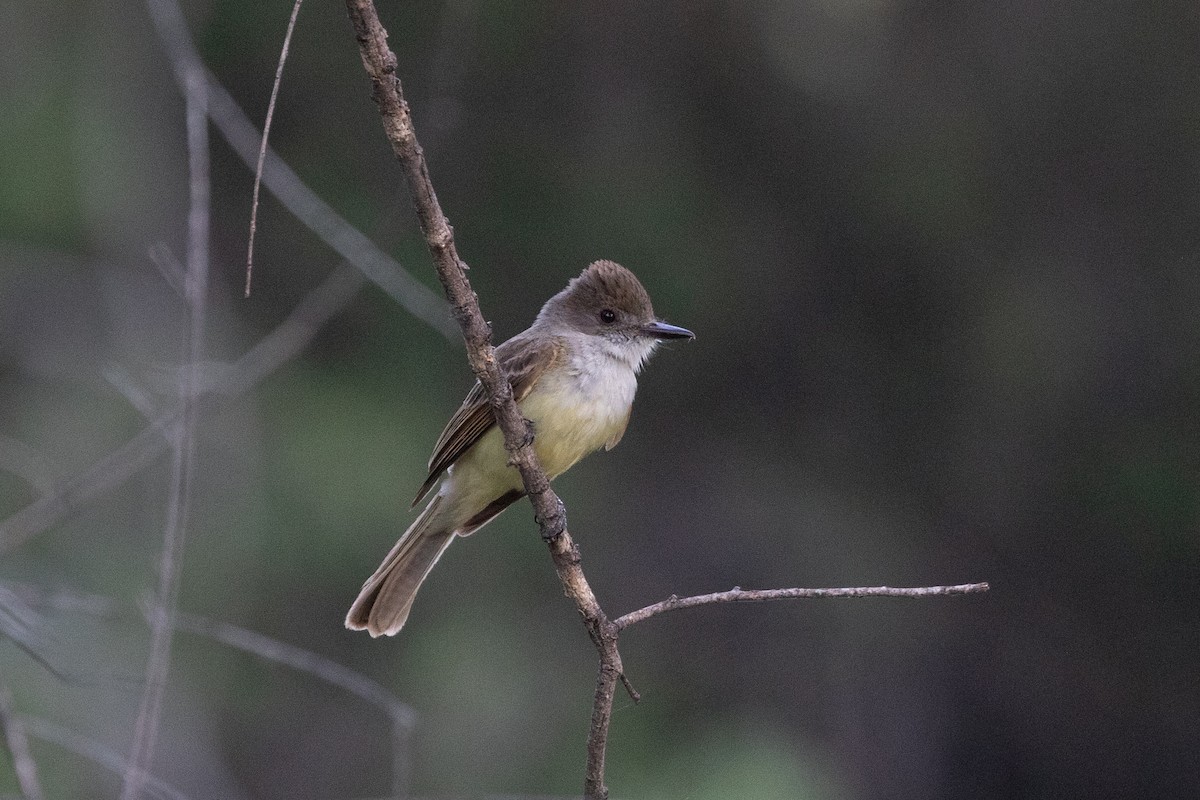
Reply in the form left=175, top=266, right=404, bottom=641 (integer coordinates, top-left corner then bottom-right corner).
left=346, top=260, right=693, bottom=636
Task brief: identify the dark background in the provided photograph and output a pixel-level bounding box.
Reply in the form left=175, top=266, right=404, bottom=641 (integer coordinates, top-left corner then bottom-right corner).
left=2, top=1, right=1197, bottom=798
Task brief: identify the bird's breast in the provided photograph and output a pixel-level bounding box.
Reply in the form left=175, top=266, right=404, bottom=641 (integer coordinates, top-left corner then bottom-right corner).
left=519, top=356, right=637, bottom=478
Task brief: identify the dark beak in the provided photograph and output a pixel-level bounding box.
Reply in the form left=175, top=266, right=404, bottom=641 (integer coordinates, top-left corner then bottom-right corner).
left=642, top=320, right=695, bottom=340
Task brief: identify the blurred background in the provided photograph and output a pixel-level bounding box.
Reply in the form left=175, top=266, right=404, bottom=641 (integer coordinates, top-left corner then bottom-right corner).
left=2, top=0, right=1198, bottom=798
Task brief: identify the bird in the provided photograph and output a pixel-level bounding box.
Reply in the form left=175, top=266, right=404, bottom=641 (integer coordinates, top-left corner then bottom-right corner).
left=346, top=260, right=693, bottom=636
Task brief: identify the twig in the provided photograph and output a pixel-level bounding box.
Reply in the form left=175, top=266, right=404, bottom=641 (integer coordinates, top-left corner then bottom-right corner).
left=0, top=263, right=363, bottom=556
left=145, top=0, right=456, bottom=339
left=0, top=417, right=175, bottom=557
left=197, top=263, right=365, bottom=397
left=21, top=716, right=191, bottom=800
left=0, top=270, right=356, bottom=553
left=615, top=583, right=992, bottom=630
left=103, top=363, right=161, bottom=420
left=0, top=435, right=59, bottom=497
left=245, top=0, right=304, bottom=297
left=207, top=75, right=456, bottom=338
left=0, top=586, right=70, bottom=682
left=0, top=0, right=455, bottom=556
left=10, top=582, right=416, bottom=796
left=147, top=242, right=186, bottom=297
left=120, top=65, right=210, bottom=800
left=342, top=4, right=623, bottom=796
left=169, top=610, right=416, bottom=728
left=171, top=611, right=415, bottom=795
left=0, top=687, right=45, bottom=800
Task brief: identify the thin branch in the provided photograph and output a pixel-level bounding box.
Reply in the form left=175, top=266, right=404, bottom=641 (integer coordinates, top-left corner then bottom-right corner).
left=196, top=263, right=365, bottom=397
left=245, top=0, right=304, bottom=297
left=0, top=687, right=45, bottom=800
left=0, top=435, right=59, bottom=497
left=120, top=65, right=210, bottom=800
left=207, top=76, right=455, bottom=338
left=10, top=582, right=416, bottom=795
left=170, top=611, right=415, bottom=795
left=342, top=5, right=620, bottom=797
left=0, top=263, right=363, bottom=556
left=0, top=0, right=454, bottom=556
left=0, top=586, right=70, bottom=682
left=170, top=610, right=415, bottom=726
left=21, top=717, right=191, bottom=800
left=147, top=242, right=185, bottom=297
left=103, top=363, right=161, bottom=421
left=615, top=583, right=992, bottom=630
left=145, top=0, right=456, bottom=339
left=0, top=419, right=173, bottom=556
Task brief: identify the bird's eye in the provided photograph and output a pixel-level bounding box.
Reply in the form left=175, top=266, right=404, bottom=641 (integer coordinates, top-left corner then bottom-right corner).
left=599, top=309, right=616, bottom=324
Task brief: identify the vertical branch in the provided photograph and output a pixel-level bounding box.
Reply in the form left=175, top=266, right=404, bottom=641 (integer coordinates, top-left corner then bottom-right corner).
left=0, top=687, right=45, bottom=800
left=120, top=66, right=210, bottom=800
left=341, top=3, right=623, bottom=797
left=245, top=0, right=305, bottom=297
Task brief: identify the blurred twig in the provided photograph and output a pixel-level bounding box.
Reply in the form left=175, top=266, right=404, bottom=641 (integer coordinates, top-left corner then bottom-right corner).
left=245, top=0, right=304, bottom=297
left=147, top=242, right=186, bottom=297
left=197, top=264, right=365, bottom=397
left=103, top=364, right=162, bottom=421
left=12, top=582, right=416, bottom=794
left=7, top=580, right=417, bottom=797
left=0, top=264, right=364, bottom=556
left=144, top=0, right=457, bottom=339
left=614, top=583, right=991, bottom=629
left=0, top=687, right=45, bottom=800
left=0, top=0, right=451, bottom=555
left=0, top=587, right=69, bottom=682
left=207, top=74, right=456, bottom=338
left=20, top=717, right=191, bottom=800
left=120, top=64, right=210, bottom=800
left=0, top=436, right=59, bottom=497
left=0, top=417, right=174, bottom=556
left=171, top=611, right=415, bottom=795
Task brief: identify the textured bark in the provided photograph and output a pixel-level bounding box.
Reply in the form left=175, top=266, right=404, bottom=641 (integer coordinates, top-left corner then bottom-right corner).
left=343, top=3, right=619, bottom=795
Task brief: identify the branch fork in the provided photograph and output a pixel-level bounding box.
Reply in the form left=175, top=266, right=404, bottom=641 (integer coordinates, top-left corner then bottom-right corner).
left=342, top=4, right=989, bottom=797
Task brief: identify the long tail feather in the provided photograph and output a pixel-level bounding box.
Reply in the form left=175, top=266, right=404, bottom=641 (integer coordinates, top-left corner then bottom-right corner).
left=345, top=494, right=454, bottom=637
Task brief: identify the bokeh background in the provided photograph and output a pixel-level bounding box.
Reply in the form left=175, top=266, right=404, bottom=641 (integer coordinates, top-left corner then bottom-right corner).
left=2, top=1, right=1198, bottom=798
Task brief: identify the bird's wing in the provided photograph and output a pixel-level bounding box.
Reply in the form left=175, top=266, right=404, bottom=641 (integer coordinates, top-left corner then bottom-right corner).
left=411, top=333, right=565, bottom=506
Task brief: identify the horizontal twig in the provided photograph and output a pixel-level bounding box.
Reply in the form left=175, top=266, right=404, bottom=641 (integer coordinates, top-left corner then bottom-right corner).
left=614, top=583, right=991, bottom=630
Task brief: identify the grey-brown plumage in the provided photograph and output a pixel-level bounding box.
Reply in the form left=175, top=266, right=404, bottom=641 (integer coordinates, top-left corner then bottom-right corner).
left=346, top=260, right=692, bottom=636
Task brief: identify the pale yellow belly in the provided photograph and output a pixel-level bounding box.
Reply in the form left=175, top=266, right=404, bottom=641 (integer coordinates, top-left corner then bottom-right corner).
left=443, top=379, right=631, bottom=525
left=520, top=386, right=628, bottom=477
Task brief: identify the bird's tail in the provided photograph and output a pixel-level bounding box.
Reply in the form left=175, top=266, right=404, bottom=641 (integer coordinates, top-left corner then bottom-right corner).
left=345, top=494, right=455, bottom=637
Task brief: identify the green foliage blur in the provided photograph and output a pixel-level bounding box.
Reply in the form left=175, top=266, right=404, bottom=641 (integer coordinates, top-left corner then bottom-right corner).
left=2, top=1, right=1198, bottom=798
